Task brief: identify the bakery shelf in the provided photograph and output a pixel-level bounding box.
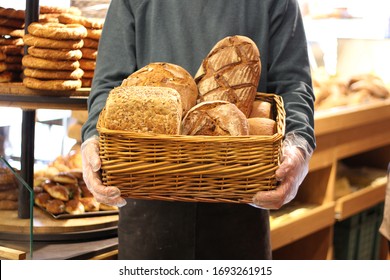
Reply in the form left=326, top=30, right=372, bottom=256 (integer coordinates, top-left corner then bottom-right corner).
left=0, top=83, right=89, bottom=110
left=0, top=207, right=118, bottom=240
left=310, top=100, right=390, bottom=171
left=270, top=202, right=335, bottom=250
left=335, top=179, right=387, bottom=221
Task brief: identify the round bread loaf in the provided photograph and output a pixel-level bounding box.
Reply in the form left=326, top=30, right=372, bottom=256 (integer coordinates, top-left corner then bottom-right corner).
left=182, top=100, right=249, bottom=136
left=121, top=62, right=198, bottom=115
left=28, top=46, right=82, bottom=61
left=101, top=86, right=183, bottom=134
left=249, top=100, right=272, bottom=119
left=45, top=199, right=65, bottom=214
left=248, top=117, right=276, bottom=136
left=195, top=35, right=261, bottom=117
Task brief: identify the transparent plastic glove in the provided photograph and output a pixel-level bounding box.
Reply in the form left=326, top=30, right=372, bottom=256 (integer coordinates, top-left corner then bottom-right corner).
left=81, top=135, right=127, bottom=207
left=252, top=132, right=313, bottom=209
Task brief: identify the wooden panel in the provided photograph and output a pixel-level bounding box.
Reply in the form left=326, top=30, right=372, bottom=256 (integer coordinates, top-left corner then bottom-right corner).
left=0, top=207, right=118, bottom=234
left=272, top=227, right=333, bottom=260
left=270, top=202, right=335, bottom=250
left=0, top=246, right=26, bottom=260
left=335, top=180, right=386, bottom=221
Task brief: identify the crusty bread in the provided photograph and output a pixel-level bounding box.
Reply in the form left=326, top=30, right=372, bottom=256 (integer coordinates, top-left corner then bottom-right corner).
left=248, top=117, right=275, bottom=136
left=121, top=62, right=198, bottom=115
left=195, top=35, right=261, bottom=117
left=102, top=86, right=183, bottom=134
left=249, top=100, right=272, bottom=119
left=182, top=100, right=249, bottom=136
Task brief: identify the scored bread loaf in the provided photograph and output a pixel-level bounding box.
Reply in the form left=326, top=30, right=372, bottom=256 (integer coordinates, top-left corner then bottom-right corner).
left=195, top=35, right=261, bottom=117
left=101, top=86, right=183, bottom=134
left=121, top=62, right=198, bottom=115
left=182, top=100, right=249, bottom=136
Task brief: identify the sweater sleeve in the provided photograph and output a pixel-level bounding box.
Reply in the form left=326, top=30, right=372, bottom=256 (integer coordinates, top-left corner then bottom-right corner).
left=266, top=0, right=316, bottom=150
left=81, top=0, right=137, bottom=142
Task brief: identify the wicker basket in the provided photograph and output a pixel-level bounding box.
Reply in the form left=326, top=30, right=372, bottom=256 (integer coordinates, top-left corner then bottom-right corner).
left=97, top=92, right=285, bottom=203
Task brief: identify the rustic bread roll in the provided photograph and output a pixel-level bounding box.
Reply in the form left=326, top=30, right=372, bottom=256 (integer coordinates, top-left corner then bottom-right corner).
left=182, top=101, right=249, bottom=136
left=42, top=180, right=70, bottom=201
left=248, top=118, right=276, bottom=136
left=195, top=35, right=261, bottom=117
left=102, top=86, right=183, bottom=134
left=121, top=62, right=198, bottom=115
left=45, top=199, right=65, bottom=214
left=79, top=197, right=100, bottom=212
left=34, top=192, right=51, bottom=208
left=65, top=199, right=85, bottom=214
left=249, top=100, right=272, bottom=119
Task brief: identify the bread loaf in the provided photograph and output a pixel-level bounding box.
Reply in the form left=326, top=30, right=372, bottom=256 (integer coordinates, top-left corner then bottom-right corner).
left=182, top=101, right=249, bottom=136
left=249, top=100, right=272, bottom=119
left=195, top=35, right=261, bottom=117
left=248, top=118, right=275, bottom=136
left=121, top=62, right=198, bottom=115
left=101, top=86, right=183, bottom=134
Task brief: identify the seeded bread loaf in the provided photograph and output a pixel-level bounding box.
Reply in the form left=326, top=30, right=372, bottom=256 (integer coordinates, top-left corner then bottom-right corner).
left=101, top=86, right=183, bottom=134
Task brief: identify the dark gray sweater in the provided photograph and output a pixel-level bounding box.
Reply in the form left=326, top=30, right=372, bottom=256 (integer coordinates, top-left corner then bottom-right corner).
left=82, top=0, right=315, bottom=150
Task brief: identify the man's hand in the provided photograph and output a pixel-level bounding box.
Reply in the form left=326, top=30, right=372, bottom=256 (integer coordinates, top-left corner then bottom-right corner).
left=81, top=135, right=127, bottom=207
left=252, top=132, right=313, bottom=209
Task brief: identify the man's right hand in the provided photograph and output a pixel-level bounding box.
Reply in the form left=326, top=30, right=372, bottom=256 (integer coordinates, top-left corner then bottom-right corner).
left=81, top=135, right=127, bottom=207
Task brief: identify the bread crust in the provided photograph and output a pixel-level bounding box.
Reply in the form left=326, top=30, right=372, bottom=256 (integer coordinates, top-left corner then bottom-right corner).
left=0, top=26, right=24, bottom=37
left=23, top=77, right=82, bottom=91
left=122, top=62, right=198, bottom=115
left=182, top=100, right=249, bottom=136
left=22, top=55, right=80, bottom=70
left=0, top=16, right=24, bottom=29
left=24, top=68, right=84, bottom=80
left=40, top=6, right=81, bottom=16
left=79, top=58, right=96, bottom=70
left=80, top=47, right=98, bottom=59
left=248, top=117, right=275, bottom=136
left=28, top=46, right=82, bottom=61
left=0, top=71, right=13, bottom=82
left=28, top=22, right=87, bottom=40
left=23, top=34, right=84, bottom=49
left=102, top=86, right=183, bottom=134
left=0, top=7, right=25, bottom=20
left=0, top=37, right=24, bottom=46
left=83, top=38, right=99, bottom=49
left=58, top=13, right=104, bottom=29
left=195, top=35, right=261, bottom=117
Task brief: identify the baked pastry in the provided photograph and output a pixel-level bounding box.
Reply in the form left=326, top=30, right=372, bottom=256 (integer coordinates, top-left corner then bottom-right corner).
left=248, top=117, right=276, bottom=135
left=79, top=197, right=100, bottom=212
left=23, top=68, right=84, bottom=80
left=195, top=35, right=261, bottom=117
left=27, top=22, right=87, bottom=40
left=101, top=86, right=183, bottom=134
left=121, top=62, right=198, bottom=115
left=23, top=34, right=84, bottom=49
left=182, top=100, right=249, bottom=136
left=23, top=77, right=82, bottom=91
left=99, top=203, right=119, bottom=211
left=34, top=192, right=51, bottom=208
left=27, top=46, right=82, bottom=61
left=65, top=199, right=85, bottom=214
left=42, top=180, right=70, bottom=201
left=45, top=199, right=65, bottom=214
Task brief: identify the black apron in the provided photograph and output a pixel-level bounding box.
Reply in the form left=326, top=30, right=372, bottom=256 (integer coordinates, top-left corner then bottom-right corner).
left=118, top=199, right=271, bottom=259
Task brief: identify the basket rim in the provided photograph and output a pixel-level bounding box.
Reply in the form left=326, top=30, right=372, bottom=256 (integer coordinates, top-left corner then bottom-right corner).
left=97, top=92, right=286, bottom=140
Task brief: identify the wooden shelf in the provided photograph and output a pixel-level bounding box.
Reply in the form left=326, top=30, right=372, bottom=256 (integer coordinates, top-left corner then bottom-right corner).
left=270, top=202, right=335, bottom=250
left=310, top=100, right=390, bottom=171
left=0, top=83, right=89, bottom=110
left=335, top=179, right=387, bottom=221
left=0, top=207, right=118, bottom=239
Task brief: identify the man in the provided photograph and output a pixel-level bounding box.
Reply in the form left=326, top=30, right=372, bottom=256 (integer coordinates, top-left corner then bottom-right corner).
left=81, top=0, right=315, bottom=259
